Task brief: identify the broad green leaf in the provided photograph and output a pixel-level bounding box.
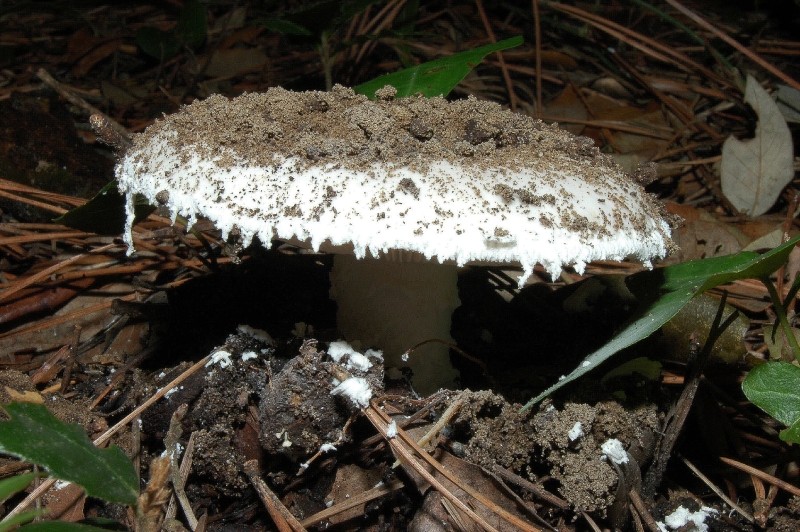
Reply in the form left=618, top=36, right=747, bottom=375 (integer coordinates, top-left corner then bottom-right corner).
left=742, top=361, right=800, bottom=444
left=780, top=417, right=800, bottom=443
left=521, top=236, right=800, bottom=412
left=0, top=403, right=138, bottom=506
left=354, top=36, right=523, bottom=99
left=0, top=472, right=37, bottom=504
left=54, top=181, right=154, bottom=235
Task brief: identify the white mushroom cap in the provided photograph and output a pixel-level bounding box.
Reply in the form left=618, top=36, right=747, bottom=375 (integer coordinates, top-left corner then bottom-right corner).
left=116, top=85, right=672, bottom=282
left=116, top=85, right=673, bottom=393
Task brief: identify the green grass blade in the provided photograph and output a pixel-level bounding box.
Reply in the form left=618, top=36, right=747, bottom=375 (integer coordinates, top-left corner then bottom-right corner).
left=0, top=510, right=44, bottom=532
left=0, top=472, right=37, bottom=504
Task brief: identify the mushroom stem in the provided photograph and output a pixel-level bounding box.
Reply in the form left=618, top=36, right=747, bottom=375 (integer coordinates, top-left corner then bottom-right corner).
left=329, top=255, right=460, bottom=394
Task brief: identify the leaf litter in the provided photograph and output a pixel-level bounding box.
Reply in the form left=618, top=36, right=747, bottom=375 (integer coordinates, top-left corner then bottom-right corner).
left=1, top=2, right=800, bottom=531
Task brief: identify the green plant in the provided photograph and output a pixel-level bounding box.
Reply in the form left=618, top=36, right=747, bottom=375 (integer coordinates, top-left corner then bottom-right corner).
left=255, top=0, right=410, bottom=89
left=0, top=402, right=137, bottom=530
left=741, top=274, right=800, bottom=443
left=7, top=37, right=528, bottom=528
left=0, top=472, right=44, bottom=531
left=353, top=36, right=523, bottom=98
left=521, top=236, right=800, bottom=412
left=135, top=0, right=207, bottom=61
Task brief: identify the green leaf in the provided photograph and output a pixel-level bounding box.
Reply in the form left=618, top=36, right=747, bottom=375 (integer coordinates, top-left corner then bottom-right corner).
left=135, top=27, right=179, bottom=60
left=780, top=417, right=800, bottom=443
left=354, top=36, right=524, bottom=99
left=136, top=0, right=206, bottom=60
left=0, top=510, right=44, bottom=532
left=601, top=357, right=662, bottom=385
left=176, top=0, right=207, bottom=49
left=0, top=472, right=37, bottom=504
left=521, top=235, right=800, bottom=412
left=54, top=180, right=155, bottom=235
left=742, top=361, right=800, bottom=444
left=0, top=403, right=138, bottom=506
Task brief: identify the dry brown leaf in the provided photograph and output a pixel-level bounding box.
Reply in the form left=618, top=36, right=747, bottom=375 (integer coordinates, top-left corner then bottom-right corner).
left=203, top=48, right=268, bottom=79
left=323, top=463, right=383, bottom=526
left=721, top=75, right=794, bottom=216
left=42, top=482, right=86, bottom=522
left=664, top=202, right=751, bottom=262
left=3, top=386, right=44, bottom=404
left=404, top=449, right=533, bottom=532
left=543, top=85, right=587, bottom=135
left=0, top=282, right=132, bottom=356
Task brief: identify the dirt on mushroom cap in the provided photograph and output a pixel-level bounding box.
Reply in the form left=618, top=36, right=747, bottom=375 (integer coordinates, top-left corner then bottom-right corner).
left=118, top=85, right=672, bottom=279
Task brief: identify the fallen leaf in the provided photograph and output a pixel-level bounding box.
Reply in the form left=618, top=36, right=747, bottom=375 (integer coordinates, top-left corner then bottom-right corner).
left=762, top=324, right=800, bottom=361
left=3, top=386, right=44, bottom=404
left=664, top=202, right=750, bottom=262
left=324, top=463, right=383, bottom=525
left=721, top=75, right=794, bottom=216
left=543, top=85, right=587, bottom=135
left=42, top=481, right=86, bottom=522
left=203, top=47, right=268, bottom=79
left=775, top=83, right=800, bottom=124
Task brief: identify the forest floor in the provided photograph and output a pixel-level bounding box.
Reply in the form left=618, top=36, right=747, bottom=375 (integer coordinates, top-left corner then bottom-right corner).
left=1, top=1, right=800, bottom=531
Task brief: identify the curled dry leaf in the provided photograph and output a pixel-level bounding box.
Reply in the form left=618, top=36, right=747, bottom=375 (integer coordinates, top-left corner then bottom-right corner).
left=721, top=75, right=794, bottom=217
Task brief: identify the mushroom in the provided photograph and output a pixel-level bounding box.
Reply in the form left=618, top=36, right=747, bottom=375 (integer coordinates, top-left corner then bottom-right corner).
left=116, top=85, right=673, bottom=394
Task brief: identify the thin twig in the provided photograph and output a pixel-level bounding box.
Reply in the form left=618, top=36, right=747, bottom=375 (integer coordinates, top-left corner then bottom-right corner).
left=679, top=455, right=753, bottom=522
left=244, top=460, right=307, bottom=532
left=0, top=243, right=117, bottom=304
left=531, top=0, right=542, bottom=118
left=719, top=456, right=800, bottom=497
left=299, top=479, right=405, bottom=528
left=364, top=404, right=502, bottom=532
left=628, top=489, right=661, bottom=532
left=164, top=404, right=198, bottom=530
left=643, top=293, right=740, bottom=496
left=36, top=68, right=132, bottom=142
left=664, top=0, right=800, bottom=90
left=545, top=2, right=729, bottom=87
left=475, top=0, right=518, bottom=110
left=366, top=402, right=541, bottom=532
left=1, top=354, right=213, bottom=521
left=492, top=466, right=569, bottom=510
